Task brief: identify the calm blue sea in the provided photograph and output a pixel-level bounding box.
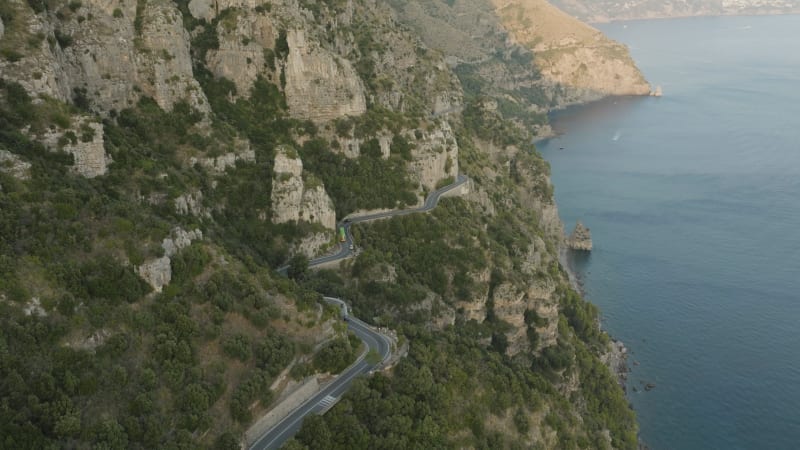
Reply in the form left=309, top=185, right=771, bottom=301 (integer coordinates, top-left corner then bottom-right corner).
left=538, top=15, right=800, bottom=450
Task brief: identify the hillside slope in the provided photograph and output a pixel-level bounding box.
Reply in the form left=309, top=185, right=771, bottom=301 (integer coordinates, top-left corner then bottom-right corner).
left=491, top=0, right=651, bottom=102
left=390, top=0, right=650, bottom=115
left=1, top=0, right=638, bottom=448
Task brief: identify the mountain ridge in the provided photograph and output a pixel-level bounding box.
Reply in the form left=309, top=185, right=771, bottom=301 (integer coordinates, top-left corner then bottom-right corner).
left=551, top=0, right=800, bottom=22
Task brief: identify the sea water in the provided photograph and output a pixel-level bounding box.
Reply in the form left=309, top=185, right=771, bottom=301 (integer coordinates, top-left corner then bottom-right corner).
left=537, top=15, right=800, bottom=450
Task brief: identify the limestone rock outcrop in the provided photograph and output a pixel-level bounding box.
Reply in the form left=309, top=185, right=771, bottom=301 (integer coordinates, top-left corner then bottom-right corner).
left=271, top=147, right=336, bottom=231
left=492, top=279, right=559, bottom=354
left=189, top=138, right=256, bottom=174
left=455, top=268, right=491, bottom=322
left=601, top=339, right=629, bottom=388
left=23, top=297, right=47, bottom=316
left=39, top=117, right=110, bottom=178
left=137, top=256, right=172, bottom=293
left=137, top=227, right=203, bottom=292
left=188, top=0, right=261, bottom=21
left=206, top=10, right=277, bottom=96
left=0, top=0, right=208, bottom=116
left=284, top=29, right=367, bottom=122
left=409, top=121, right=459, bottom=191
left=491, top=0, right=651, bottom=104
left=0, top=150, right=32, bottom=180
left=162, top=228, right=203, bottom=257
left=292, top=232, right=332, bottom=259
left=66, top=121, right=109, bottom=178
left=567, top=220, right=592, bottom=251
left=139, top=1, right=211, bottom=115
left=175, top=190, right=210, bottom=218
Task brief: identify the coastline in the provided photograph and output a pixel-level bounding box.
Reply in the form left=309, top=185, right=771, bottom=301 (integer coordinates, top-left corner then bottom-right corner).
left=559, top=247, right=584, bottom=295
left=560, top=245, right=630, bottom=390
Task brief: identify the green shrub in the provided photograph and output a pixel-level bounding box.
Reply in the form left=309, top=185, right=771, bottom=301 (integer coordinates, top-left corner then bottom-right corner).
left=222, top=334, right=253, bottom=361
left=313, top=336, right=356, bottom=374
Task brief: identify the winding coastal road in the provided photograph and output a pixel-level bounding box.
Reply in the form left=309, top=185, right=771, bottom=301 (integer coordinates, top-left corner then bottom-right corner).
left=257, top=175, right=468, bottom=449
left=306, top=174, right=468, bottom=268
left=249, top=297, right=391, bottom=450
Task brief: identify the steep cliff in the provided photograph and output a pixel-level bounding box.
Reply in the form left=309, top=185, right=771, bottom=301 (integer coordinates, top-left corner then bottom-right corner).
left=283, top=29, right=367, bottom=122
left=490, top=0, right=651, bottom=102
left=0, top=0, right=209, bottom=116
left=567, top=220, right=593, bottom=251
left=271, top=146, right=336, bottom=229
left=390, top=0, right=650, bottom=114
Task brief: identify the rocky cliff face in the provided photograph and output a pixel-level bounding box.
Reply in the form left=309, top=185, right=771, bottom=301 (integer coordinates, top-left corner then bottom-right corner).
left=38, top=116, right=110, bottom=178
left=189, top=137, right=255, bottom=173
left=205, top=8, right=277, bottom=95
left=0, top=149, right=31, bottom=181
left=271, top=146, right=336, bottom=234
left=284, top=29, right=367, bottom=122
left=390, top=0, right=649, bottom=112
left=137, top=227, right=203, bottom=292
left=409, top=120, right=460, bottom=191
left=0, top=0, right=209, bottom=116
left=567, top=220, right=592, bottom=251
left=490, top=0, right=651, bottom=103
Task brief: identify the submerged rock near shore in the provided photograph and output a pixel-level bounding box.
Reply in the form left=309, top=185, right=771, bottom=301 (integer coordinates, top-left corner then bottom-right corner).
left=567, top=220, right=593, bottom=251
left=602, top=339, right=629, bottom=390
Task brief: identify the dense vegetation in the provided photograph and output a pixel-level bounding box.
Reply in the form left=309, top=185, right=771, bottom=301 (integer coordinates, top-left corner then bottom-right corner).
left=0, top=74, right=363, bottom=448
left=290, top=320, right=636, bottom=449
left=290, top=99, right=638, bottom=448
left=0, top=0, right=639, bottom=447
left=299, top=137, right=417, bottom=218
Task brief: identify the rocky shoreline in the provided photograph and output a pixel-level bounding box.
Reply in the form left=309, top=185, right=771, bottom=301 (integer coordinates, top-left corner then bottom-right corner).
left=559, top=246, right=629, bottom=390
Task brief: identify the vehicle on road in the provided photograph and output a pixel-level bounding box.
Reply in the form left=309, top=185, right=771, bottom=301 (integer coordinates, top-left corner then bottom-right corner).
left=338, top=226, right=346, bottom=242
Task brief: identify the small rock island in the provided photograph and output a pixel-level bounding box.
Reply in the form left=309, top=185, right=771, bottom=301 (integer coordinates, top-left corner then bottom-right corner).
left=567, top=221, right=593, bottom=251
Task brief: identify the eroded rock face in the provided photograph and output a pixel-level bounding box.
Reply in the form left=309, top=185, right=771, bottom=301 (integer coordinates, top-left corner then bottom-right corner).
left=601, top=339, right=629, bottom=388
left=66, top=122, right=109, bottom=178
left=292, top=232, right=331, bottom=259
left=137, top=256, right=172, bottom=293
left=284, top=29, right=367, bottom=122
left=138, top=227, right=203, bottom=292
left=1, top=0, right=208, bottom=116
left=65, top=329, right=111, bottom=351
left=139, top=0, right=210, bottom=115
left=491, top=0, right=650, bottom=104
left=206, top=11, right=276, bottom=95
left=39, top=117, right=110, bottom=178
left=189, top=138, right=256, bottom=174
left=271, top=147, right=336, bottom=230
left=567, top=220, right=592, bottom=251
left=188, top=0, right=261, bottom=21
left=175, top=190, right=210, bottom=218
left=408, top=120, right=459, bottom=191
left=0, top=150, right=32, bottom=180
left=492, top=278, right=559, bottom=355
left=456, top=267, right=491, bottom=322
